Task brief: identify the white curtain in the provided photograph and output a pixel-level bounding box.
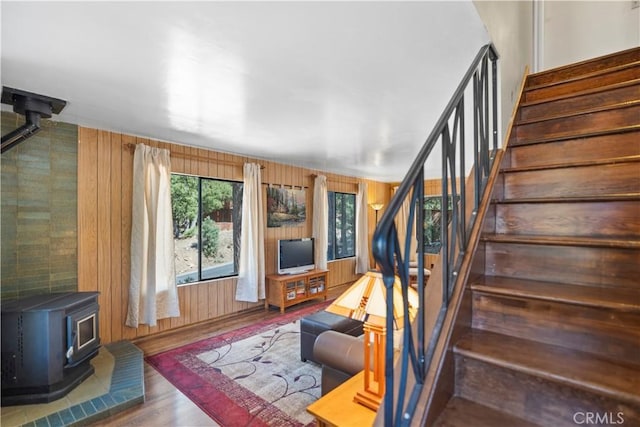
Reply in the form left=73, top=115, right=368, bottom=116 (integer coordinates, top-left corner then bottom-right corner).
left=355, top=182, right=369, bottom=273
left=236, top=163, right=266, bottom=302
left=312, top=175, right=328, bottom=270
left=394, top=185, right=418, bottom=263
left=126, top=144, right=180, bottom=328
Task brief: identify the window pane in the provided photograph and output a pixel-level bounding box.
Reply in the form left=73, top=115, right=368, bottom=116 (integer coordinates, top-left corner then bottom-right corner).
left=423, top=195, right=456, bottom=254
left=171, top=174, right=243, bottom=285
left=201, top=179, right=243, bottom=281
left=327, top=192, right=336, bottom=260
left=327, top=191, right=356, bottom=260
left=171, top=175, right=199, bottom=284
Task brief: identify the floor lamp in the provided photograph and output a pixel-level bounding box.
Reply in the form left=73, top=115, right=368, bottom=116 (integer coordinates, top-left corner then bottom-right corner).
left=370, top=203, right=384, bottom=226
left=325, top=271, right=419, bottom=411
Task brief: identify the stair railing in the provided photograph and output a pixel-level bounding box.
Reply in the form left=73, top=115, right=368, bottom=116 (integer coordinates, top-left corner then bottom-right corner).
left=372, top=43, right=499, bottom=426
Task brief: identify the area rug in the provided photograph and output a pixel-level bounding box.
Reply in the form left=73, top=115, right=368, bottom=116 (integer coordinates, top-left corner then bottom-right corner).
left=147, top=302, right=331, bottom=427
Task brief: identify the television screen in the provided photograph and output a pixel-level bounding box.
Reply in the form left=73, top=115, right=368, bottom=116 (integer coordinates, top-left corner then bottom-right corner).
left=278, top=238, right=315, bottom=274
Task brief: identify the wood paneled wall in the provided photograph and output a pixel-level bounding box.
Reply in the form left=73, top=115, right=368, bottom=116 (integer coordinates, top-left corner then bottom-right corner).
left=77, top=127, right=390, bottom=344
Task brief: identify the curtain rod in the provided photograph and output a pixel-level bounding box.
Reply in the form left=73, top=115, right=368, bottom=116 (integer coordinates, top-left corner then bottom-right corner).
left=309, top=173, right=360, bottom=185
left=123, top=142, right=263, bottom=169
left=262, top=182, right=309, bottom=190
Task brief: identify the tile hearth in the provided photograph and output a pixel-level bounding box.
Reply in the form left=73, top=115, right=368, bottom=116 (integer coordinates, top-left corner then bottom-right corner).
left=1, top=341, right=144, bottom=427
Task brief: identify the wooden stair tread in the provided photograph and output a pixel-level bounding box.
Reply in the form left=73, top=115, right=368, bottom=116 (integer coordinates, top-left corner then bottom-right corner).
left=470, top=276, right=640, bottom=312
left=526, top=47, right=640, bottom=87
left=454, top=330, right=640, bottom=406
left=509, top=124, right=640, bottom=147
left=514, top=103, right=640, bottom=143
left=519, top=78, right=640, bottom=108
left=525, top=60, right=640, bottom=92
left=516, top=99, right=640, bottom=126
left=500, top=155, right=640, bottom=174
left=433, top=397, right=541, bottom=427
left=492, top=194, right=640, bottom=204
left=480, top=233, right=640, bottom=249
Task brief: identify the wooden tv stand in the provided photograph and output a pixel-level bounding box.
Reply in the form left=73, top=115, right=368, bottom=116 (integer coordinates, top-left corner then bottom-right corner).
left=265, top=269, right=328, bottom=313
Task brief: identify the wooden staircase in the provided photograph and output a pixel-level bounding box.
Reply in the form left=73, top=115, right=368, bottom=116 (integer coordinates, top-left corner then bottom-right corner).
left=431, top=48, right=640, bottom=426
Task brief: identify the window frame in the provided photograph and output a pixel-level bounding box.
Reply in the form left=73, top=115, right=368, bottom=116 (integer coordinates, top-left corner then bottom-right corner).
left=327, top=191, right=356, bottom=261
left=171, top=173, right=243, bottom=285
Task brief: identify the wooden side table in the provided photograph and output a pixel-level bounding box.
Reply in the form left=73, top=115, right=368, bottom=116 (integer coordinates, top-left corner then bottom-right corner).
left=307, top=371, right=376, bottom=427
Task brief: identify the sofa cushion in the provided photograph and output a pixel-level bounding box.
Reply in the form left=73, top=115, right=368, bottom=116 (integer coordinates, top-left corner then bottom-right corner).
left=299, top=310, right=363, bottom=363
left=314, top=330, right=364, bottom=375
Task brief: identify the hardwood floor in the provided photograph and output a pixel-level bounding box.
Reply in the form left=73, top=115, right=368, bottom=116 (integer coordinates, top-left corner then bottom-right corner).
left=88, top=284, right=349, bottom=427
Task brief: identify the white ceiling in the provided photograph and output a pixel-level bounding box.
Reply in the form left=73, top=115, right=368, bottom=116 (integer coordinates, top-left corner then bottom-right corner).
left=1, top=1, right=489, bottom=182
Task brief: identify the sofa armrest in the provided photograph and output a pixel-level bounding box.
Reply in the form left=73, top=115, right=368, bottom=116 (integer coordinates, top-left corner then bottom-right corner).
left=313, top=330, right=364, bottom=375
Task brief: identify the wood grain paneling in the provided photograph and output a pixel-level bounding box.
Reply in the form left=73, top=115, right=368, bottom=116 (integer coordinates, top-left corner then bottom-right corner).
left=78, top=127, right=390, bottom=344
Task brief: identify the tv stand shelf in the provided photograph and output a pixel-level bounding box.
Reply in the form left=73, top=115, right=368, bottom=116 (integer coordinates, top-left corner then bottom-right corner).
left=265, top=269, right=328, bottom=313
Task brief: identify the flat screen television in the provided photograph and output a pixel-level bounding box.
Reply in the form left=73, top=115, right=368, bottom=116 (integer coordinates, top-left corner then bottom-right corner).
left=278, top=238, right=315, bottom=275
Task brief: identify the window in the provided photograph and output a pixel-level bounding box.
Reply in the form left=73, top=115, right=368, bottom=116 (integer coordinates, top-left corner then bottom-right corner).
left=423, top=195, right=455, bottom=254
left=171, top=174, right=243, bottom=284
left=327, top=191, right=356, bottom=260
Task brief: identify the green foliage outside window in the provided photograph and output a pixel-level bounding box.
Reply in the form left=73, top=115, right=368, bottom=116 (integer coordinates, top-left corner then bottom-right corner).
left=171, top=175, right=198, bottom=238
left=171, top=174, right=242, bottom=284
left=423, top=195, right=456, bottom=254
left=202, top=180, right=232, bottom=213
left=201, top=217, right=220, bottom=258
left=328, top=191, right=356, bottom=260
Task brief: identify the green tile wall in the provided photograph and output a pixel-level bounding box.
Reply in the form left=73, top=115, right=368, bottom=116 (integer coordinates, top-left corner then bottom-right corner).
left=1, top=111, right=78, bottom=299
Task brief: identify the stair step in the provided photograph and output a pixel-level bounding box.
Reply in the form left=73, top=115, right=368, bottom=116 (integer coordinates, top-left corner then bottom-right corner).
left=524, top=61, right=640, bottom=103
left=526, top=47, right=640, bottom=87
left=483, top=241, right=639, bottom=289
left=493, top=194, right=640, bottom=204
left=433, top=397, right=541, bottom=427
left=455, top=331, right=640, bottom=404
left=470, top=276, right=640, bottom=312
left=518, top=87, right=640, bottom=125
left=471, top=276, right=640, bottom=362
left=520, top=78, right=640, bottom=108
left=481, top=234, right=640, bottom=249
left=502, top=160, right=640, bottom=199
left=514, top=103, right=640, bottom=144
left=439, top=48, right=640, bottom=427
left=508, top=130, right=640, bottom=168
left=509, top=124, right=640, bottom=147
left=490, top=198, right=640, bottom=238
left=501, top=154, right=640, bottom=174
left=454, top=330, right=640, bottom=409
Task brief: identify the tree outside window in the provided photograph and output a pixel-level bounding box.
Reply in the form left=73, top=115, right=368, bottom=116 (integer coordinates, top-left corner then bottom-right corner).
left=328, top=191, right=356, bottom=260
left=423, top=195, right=455, bottom=254
left=170, top=174, right=243, bottom=284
